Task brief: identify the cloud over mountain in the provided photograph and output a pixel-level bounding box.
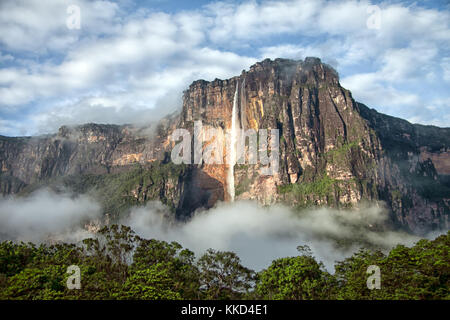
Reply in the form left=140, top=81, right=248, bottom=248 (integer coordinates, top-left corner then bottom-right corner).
left=0, top=0, right=449, bottom=136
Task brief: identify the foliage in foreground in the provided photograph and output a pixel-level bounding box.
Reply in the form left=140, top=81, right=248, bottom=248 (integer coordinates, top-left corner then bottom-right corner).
left=0, top=226, right=448, bottom=300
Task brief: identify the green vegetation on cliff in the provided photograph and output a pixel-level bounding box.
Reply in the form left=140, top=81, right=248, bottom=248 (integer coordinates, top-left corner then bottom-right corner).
left=279, top=173, right=338, bottom=198
left=19, top=161, right=187, bottom=218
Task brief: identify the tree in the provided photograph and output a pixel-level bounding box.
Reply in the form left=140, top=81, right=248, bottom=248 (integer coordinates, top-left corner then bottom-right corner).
left=118, top=263, right=181, bottom=300
left=0, top=265, right=66, bottom=300
left=255, top=246, right=336, bottom=300
left=82, top=225, right=139, bottom=283
left=0, top=228, right=448, bottom=300
left=334, top=231, right=450, bottom=300
left=0, top=241, right=37, bottom=277
left=198, top=249, right=255, bottom=299
left=132, top=239, right=200, bottom=299
left=334, top=248, right=385, bottom=299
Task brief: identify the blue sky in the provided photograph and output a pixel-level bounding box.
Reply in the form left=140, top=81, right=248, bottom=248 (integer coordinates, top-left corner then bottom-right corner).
left=0, top=0, right=449, bottom=136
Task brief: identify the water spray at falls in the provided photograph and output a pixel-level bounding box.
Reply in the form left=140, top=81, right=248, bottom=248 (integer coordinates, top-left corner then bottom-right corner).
left=227, top=83, right=239, bottom=201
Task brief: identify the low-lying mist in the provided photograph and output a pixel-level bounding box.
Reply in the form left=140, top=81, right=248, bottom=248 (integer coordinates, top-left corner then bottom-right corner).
left=0, top=189, right=101, bottom=243
left=122, top=201, right=435, bottom=271
left=0, top=190, right=444, bottom=272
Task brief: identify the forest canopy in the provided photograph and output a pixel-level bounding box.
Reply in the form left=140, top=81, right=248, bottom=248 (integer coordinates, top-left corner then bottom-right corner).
left=0, top=225, right=448, bottom=300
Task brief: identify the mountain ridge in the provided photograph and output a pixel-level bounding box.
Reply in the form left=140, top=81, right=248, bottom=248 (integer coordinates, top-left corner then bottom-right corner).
left=0, top=57, right=449, bottom=234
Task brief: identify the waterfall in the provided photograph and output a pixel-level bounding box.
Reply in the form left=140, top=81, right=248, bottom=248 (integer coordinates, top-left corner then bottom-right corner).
left=227, top=83, right=239, bottom=201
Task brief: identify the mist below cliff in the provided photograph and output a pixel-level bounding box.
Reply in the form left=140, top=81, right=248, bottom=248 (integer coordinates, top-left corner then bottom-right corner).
left=0, top=190, right=444, bottom=271
left=0, top=189, right=102, bottom=243
left=122, top=201, right=442, bottom=271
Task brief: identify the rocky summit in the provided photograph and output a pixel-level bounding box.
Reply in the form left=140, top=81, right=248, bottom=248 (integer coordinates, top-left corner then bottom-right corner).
left=0, top=57, right=449, bottom=234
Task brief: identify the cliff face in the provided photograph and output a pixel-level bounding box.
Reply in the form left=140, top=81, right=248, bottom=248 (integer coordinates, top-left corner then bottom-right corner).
left=0, top=117, right=177, bottom=188
left=178, top=57, right=449, bottom=233
left=0, top=58, right=448, bottom=234
left=180, top=58, right=378, bottom=202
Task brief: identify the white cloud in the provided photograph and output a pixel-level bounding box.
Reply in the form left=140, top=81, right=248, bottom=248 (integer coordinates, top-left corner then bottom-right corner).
left=341, top=72, right=421, bottom=113
left=0, top=7, right=255, bottom=134
left=0, top=0, right=449, bottom=135
left=442, top=57, right=450, bottom=82
left=0, top=189, right=101, bottom=242
left=205, top=0, right=322, bottom=43
left=380, top=43, right=438, bottom=82
left=259, top=44, right=314, bottom=61
left=0, top=0, right=121, bottom=52
left=316, top=0, right=369, bottom=35
left=0, top=52, right=14, bottom=63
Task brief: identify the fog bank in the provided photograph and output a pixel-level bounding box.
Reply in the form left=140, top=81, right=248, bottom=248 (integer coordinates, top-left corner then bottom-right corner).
left=122, top=201, right=430, bottom=271
left=0, top=189, right=101, bottom=243
left=1, top=190, right=442, bottom=272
